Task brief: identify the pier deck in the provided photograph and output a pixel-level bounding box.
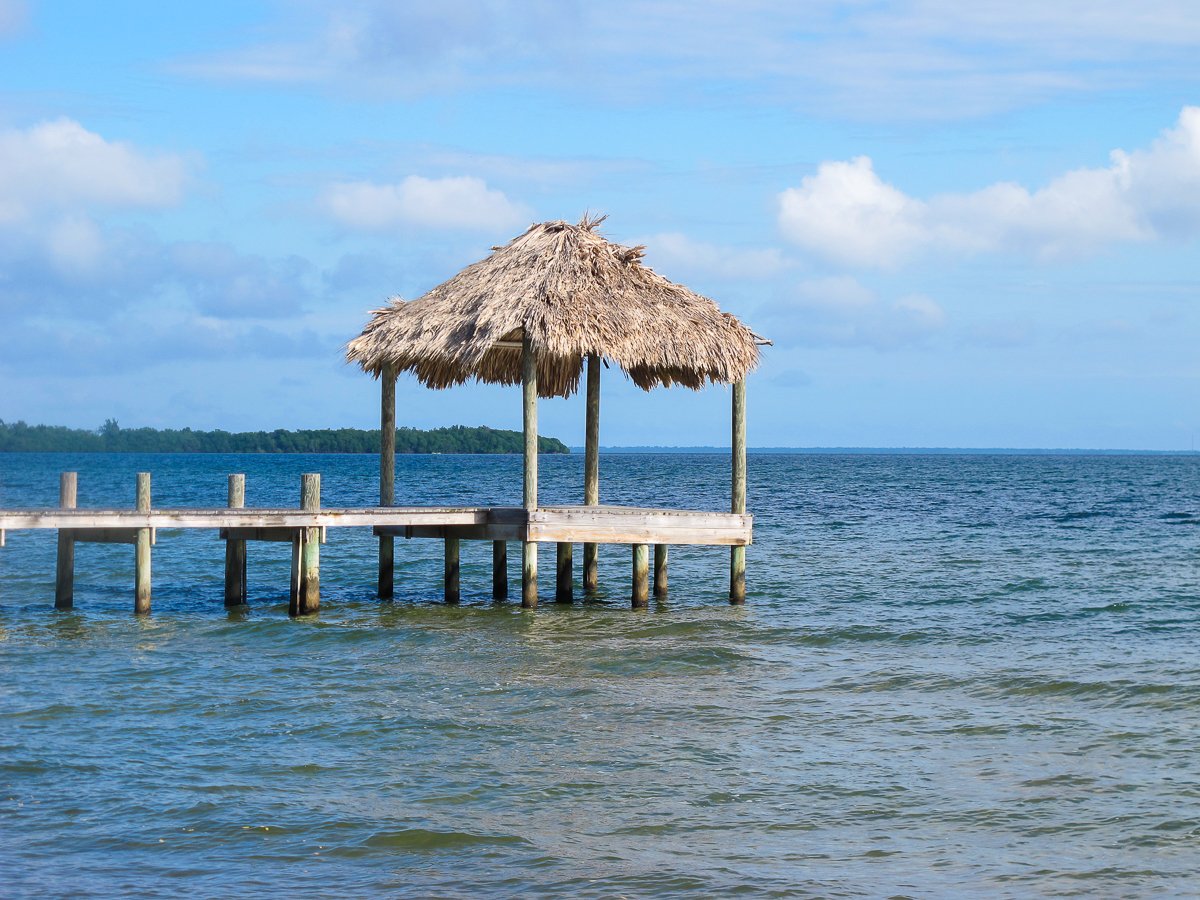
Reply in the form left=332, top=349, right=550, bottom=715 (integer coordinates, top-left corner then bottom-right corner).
left=0, top=504, right=751, bottom=545
left=0, top=470, right=751, bottom=613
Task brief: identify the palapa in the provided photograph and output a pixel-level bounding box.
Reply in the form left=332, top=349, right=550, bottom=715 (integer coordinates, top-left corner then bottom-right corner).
left=345, top=214, right=767, bottom=397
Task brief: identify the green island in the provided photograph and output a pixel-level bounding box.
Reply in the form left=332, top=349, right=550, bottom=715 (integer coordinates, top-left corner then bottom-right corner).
left=0, top=419, right=570, bottom=455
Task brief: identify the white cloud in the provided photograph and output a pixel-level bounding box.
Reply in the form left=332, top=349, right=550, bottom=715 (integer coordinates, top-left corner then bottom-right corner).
left=321, top=175, right=527, bottom=231
left=778, top=158, right=925, bottom=268
left=641, top=232, right=792, bottom=280
left=779, top=106, right=1200, bottom=268
left=44, top=214, right=106, bottom=278
left=0, top=0, right=27, bottom=37
left=759, top=276, right=946, bottom=350
left=170, top=1, right=1200, bottom=119
left=0, top=119, right=188, bottom=222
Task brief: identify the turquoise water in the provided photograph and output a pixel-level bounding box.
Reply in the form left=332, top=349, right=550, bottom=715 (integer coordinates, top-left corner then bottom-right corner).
left=1, top=452, right=1198, bottom=897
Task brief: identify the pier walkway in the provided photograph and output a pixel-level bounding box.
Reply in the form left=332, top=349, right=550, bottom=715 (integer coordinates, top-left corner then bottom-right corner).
left=0, top=471, right=751, bottom=615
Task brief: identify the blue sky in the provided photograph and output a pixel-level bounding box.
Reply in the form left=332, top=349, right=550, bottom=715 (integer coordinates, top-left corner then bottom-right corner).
left=1, top=0, right=1197, bottom=449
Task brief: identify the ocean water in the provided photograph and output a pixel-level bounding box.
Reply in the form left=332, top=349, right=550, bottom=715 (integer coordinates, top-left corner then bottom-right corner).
left=0, top=451, right=1197, bottom=897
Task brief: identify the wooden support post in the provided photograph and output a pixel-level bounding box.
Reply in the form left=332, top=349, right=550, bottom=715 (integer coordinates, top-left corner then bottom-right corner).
left=54, top=472, right=77, bottom=610
left=583, top=353, right=600, bottom=592
left=379, top=363, right=396, bottom=599
left=654, top=544, right=668, bottom=598
left=298, top=473, right=320, bottom=615
left=224, top=474, right=247, bottom=606
left=730, top=379, right=747, bottom=604
left=556, top=542, right=573, bottom=603
left=492, top=540, right=507, bottom=600
left=444, top=536, right=460, bottom=604
left=289, top=534, right=301, bottom=614
left=134, top=472, right=152, bottom=615
left=632, top=543, right=649, bottom=608
left=522, top=332, right=538, bottom=608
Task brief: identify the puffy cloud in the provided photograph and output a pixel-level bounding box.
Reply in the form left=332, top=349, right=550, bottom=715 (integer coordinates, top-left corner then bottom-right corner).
left=779, top=106, right=1200, bottom=268
left=759, top=276, right=946, bottom=350
left=321, top=175, right=527, bottom=231
left=641, top=232, right=792, bottom=281
left=0, top=119, right=188, bottom=222
left=778, top=157, right=925, bottom=268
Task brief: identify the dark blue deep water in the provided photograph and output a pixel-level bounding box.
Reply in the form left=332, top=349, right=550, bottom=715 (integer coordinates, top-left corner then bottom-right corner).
left=1, top=452, right=1198, bottom=897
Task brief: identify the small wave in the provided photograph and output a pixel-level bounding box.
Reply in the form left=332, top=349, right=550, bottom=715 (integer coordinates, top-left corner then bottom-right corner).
left=360, top=828, right=530, bottom=851
left=1052, top=509, right=1110, bottom=523
left=1001, top=577, right=1048, bottom=594
left=1160, top=511, right=1199, bottom=525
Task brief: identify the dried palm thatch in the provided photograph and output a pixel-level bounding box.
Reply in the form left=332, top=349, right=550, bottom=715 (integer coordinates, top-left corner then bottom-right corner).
left=346, top=214, right=767, bottom=398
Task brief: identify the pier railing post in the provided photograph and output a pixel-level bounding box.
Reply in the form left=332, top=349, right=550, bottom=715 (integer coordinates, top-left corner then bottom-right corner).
left=521, top=332, right=538, bottom=608
left=632, top=543, right=649, bottom=608
left=379, top=363, right=396, bottom=599
left=492, top=540, right=507, bottom=600
left=134, top=473, right=152, bottom=615
left=444, top=535, right=460, bottom=604
left=556, top=542, right=573, bottom=603
left=654, top=544, right=668, bottom=599
left=583, top=353, right=600, bottom=592
left=224, top=474, right=247, bottom=606
left=730, top=379, right=747, bottom=604
left=54, top=472, right=77, bottom=610
left=297, top=474, right=320, bottom=616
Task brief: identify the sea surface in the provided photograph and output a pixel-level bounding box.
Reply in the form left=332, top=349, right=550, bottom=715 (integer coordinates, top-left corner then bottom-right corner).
left=0, top=451, right=1197, bottom=897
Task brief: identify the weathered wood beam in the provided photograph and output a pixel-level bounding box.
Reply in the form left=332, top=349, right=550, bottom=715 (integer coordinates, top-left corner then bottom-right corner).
left=134, top=473, right=151, bottom=615
left=0, top=506, right=496, bottom=530
left=444, top=536, right=460, bottom=604
left=654, top=544, right=668, bottom=598
left=525, top=509, right=751, bottom=546
left=379, top=363, right=396, bottom=599
left=299, top=474, right=320, bottom=615
left=54, top=472, right=76, bottom=610
left=583, top=353, right=600, bottom=592
left=224, top=474, right=247, bottom=607
left=556, top=542, right=573, bottom=603
left=376, top=524, right=523, bottom=542
left=730, top=379, right=747, bottom=604
left=492, top=540, right=508, bottom=600
left=632, top=543, right=649, bottom=608
left=522, top=331, right=538, bottom=608
left=74, top=529, right=138, bottom=544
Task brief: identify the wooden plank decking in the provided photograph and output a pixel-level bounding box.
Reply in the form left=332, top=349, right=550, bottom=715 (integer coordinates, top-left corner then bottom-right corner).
left=0, top=504, right=751, bottom=546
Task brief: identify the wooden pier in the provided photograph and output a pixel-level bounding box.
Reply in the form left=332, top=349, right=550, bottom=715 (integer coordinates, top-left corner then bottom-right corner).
left=2, top=215, right=766, bottom=615
left=0, top=471, right=751, bottom=614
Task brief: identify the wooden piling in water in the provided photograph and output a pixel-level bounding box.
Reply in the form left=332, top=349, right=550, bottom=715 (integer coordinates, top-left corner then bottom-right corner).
left=583, top=353, right=600, bottom=592
left=297, top=474, right=320, bottom=615
left=224, top=474, right=247, bottom=606
left=730, top=379, right=747, bottom=604
left=522, top=332, right=538, bottom=608
left=54, top=472, right=76, bottom=610
left=492, top=540, right=507, bottom=600
left=632, top=543, right=649, bottom=608
left=654, top=544, right=668, bottom=598
left=556, top=542, right=573, bottom=603
left=379, top=363, right=396, bottom=599
left=134, top=473, right=152, bottom=615
left=444, top=536, right=460, bottom=603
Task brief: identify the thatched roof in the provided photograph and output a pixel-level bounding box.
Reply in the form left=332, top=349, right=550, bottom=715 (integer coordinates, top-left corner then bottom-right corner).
left=345, top=214, right=767, bottom=398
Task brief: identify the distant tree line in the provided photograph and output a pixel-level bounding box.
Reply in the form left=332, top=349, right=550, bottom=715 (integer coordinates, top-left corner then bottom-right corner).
left=0, top=419, right=569, bottom=455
